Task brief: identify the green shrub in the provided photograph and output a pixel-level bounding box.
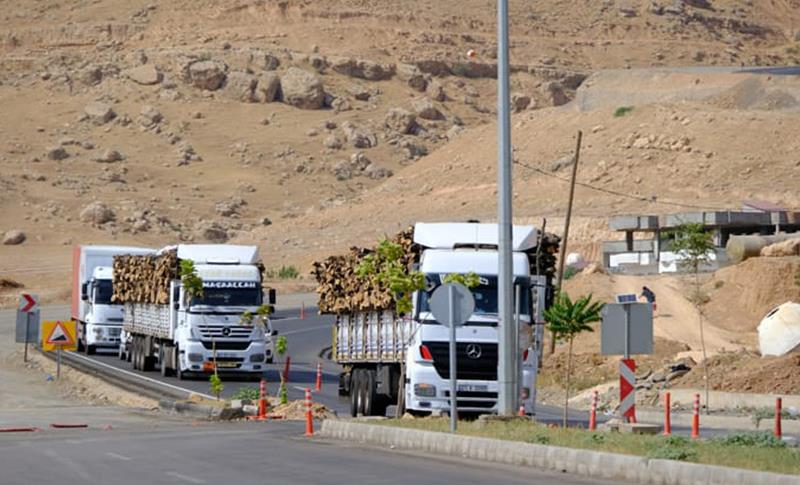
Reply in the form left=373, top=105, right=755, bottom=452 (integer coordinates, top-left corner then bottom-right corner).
left=715, top=431, right=786, bottom=449
left=563, top=266, right=579, bottom=281
left=648, top=436, right=697, bottom=462
left=613, top=106, right=634, bottom=117
left=209, top=374, right=224, bottom=399
left=231, top=387, right=261, bottom=401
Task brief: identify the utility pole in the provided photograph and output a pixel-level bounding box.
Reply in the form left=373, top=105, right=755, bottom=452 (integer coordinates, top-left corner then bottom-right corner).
left=496, top=0, right=515, bottom=416
left=551, top=131, right=583, bottom=354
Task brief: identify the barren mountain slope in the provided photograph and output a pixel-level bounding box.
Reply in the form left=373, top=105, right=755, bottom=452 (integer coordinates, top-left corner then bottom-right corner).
left=1, top=0, right=800, bottom=303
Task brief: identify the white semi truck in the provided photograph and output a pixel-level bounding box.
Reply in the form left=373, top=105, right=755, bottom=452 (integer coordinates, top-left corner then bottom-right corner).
left=72, top=245, right=157, bottom=354
left=332, top=223, right=554, bottom=417
left=120, top=244, right=276, bottom=379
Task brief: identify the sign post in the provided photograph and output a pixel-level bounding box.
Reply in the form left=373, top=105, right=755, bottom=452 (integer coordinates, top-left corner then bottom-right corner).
left=41, top=320, right=78, bottom=379
left=15, top=293, right=40, bottom=363
left=429, top=283, right=475, bottom=433
left=601, top=297, right=653, bottom=423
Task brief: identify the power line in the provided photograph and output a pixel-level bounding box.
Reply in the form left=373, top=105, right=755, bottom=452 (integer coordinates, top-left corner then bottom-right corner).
left=512, top=159, right=742, bottom=212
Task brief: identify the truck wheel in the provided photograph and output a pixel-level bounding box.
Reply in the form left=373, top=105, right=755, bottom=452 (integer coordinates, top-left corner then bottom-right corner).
left=363, top=370, right=377, bottom=416
left=77, top=324, right=85, bottom=352
left=131, top=337, right=140, bottom=371
left=175, top=346, right=186, bottom=380
left=86, top=344, right=96, bottom=356
left=159, top=346, right=170, bottom=377
left=349, top=370, right=361, bottom=417
left=142, top=345, right=155, bottom=372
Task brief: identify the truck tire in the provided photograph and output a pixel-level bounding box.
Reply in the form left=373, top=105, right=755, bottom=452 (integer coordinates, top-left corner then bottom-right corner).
left=349, top=369, right=362, bottom=417
left=77, top=323, right=85, bottom=352
left=85, top=344, right=96, bottom=356
left=363, top=370, right=377, bottom=416
left=175, top=346, right=186, bottom=380
left=159, top=346, right=171, bottom=377
left=142, top=344, right=155, bottom=372
left=131, top=337, right=140, bottom=371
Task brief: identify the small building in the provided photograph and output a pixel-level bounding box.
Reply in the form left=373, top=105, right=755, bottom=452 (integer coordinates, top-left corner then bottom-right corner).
left=602, top=202, right=800, bottom=274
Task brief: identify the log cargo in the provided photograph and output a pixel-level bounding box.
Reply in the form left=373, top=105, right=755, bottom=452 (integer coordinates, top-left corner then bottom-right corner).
left=111, top=249, right=179, bottom=304
left=312, top=227, right=560, bottom=315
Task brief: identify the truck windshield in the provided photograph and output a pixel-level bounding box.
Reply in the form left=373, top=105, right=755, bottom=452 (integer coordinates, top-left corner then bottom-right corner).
left=93, top=280, right=114, bottom=304
left=191, top=284, right=261, bottom=307
left=419, top=274, right=529, bottom=318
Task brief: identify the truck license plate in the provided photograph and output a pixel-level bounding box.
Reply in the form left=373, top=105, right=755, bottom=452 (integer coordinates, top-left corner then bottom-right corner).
left=215, top=362, right=238, bottom=369
left=458, top=384, right=488, bottom=392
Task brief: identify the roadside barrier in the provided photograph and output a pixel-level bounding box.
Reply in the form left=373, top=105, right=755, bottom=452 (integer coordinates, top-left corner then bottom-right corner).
left=691, top=393, right=700, bottom=439
left=663, top=392, right=671, bottom=436
left=50, top=423, right=88, bottom=429
left=315, top=362, right=322, bottom=392
left=589, top=390, right=598, bottom=431
left=305, top=387, right=314, bottom=437
left=775, top=397, right=782, bottom=439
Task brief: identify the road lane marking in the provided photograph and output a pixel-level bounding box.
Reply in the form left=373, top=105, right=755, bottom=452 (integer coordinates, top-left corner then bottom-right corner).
left=166, top=471, right=206, bottom=484
left=106, top=452, right=132, bottom=461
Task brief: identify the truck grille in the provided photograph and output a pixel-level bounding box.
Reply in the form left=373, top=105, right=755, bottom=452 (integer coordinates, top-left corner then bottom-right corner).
left=198, top=325, right=252, bottom=339
left=201, top=341, right=251, bottom=351
left=423, top=341, right=498, bottom=380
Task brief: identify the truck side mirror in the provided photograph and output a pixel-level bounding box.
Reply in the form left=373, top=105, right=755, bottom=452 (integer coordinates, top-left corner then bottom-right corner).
left=80, top=283, right=88, bottom=301
left=271, top=329, right=278, bottom=336
left=264, top=288, right=276, bottom=305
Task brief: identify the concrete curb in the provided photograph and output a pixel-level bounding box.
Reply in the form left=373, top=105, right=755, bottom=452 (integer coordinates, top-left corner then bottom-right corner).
left=158, top=399, right=242, bottom=420
left=319, top=421, right=800, bottom=485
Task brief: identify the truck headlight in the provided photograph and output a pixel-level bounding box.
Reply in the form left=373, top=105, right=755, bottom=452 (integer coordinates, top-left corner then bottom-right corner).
left=414, top=383, right=436, bottom=397
left=250, top=354, right=265, bottom=363
left=93, top=327, right=103, bottom=336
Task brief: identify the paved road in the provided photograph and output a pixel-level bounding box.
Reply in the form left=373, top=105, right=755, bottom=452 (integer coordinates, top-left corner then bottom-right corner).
left=0, top=421, right=614, bottom=485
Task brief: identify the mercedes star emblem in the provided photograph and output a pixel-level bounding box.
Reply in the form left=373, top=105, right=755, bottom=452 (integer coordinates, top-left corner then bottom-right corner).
left=465, top=343, right=482, bottom=359
left=221, top=326, right=231, bottom=337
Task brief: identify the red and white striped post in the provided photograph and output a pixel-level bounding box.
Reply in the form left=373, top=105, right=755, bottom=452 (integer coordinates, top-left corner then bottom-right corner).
left=258, top=378, right=268, bottom=418
left=619, top=359, right=636, bottom=423
left=663, top=391, right=671, bottom=436
left=691, top=393, right=700, bottom=439
left=304, top=387, right=314, bottom=437
left=589, top=390, right=598, bottom=431
left=315, top=362, right=322, bottom=392
left=775, top=397, right=783, bottom=439
left=300, top=302, right=305, bottom=320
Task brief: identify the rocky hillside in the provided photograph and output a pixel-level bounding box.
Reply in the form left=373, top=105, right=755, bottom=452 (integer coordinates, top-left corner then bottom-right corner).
left=1, top=0, right=800, bottom=303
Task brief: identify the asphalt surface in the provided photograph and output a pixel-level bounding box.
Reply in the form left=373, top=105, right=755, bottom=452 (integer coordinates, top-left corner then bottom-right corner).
left=0, top=421, right=615, bottom=485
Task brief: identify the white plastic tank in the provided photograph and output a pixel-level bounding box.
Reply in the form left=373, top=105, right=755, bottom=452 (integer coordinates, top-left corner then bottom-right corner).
left=565, top=252, right=586, bottom=269
left=758, top=302, right=800, bottom=356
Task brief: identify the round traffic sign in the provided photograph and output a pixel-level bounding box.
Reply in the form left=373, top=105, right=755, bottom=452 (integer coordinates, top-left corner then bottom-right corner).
left=428, top=283, right=475, bottom=327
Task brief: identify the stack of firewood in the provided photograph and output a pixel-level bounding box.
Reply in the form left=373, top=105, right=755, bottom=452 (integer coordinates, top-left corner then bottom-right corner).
left=112, top=249, right=179, bottom=304
left=312, top=227, right=419, bottom=314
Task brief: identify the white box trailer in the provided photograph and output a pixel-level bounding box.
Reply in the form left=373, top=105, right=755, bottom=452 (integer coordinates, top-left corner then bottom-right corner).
left=71, top=245, right=156, bottom=354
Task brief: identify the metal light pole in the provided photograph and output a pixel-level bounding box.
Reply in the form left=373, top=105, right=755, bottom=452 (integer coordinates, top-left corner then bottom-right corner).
left=496, top=0, right=516, bottom=416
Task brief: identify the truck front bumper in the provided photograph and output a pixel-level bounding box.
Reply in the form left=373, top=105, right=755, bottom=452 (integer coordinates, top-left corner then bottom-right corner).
left=180, top=340, right=267, bottom=374
left=405, top=365, right=499, bottom=413
left=86, top=324, right=122, bottom=348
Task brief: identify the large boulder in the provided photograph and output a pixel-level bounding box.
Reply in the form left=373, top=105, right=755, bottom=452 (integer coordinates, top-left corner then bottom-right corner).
left=397, top=63, right=428, bottom=92
left=222, top=71, right=257, bottom=102
left=194, top=221, right=228, bottom=243
left=280, top=68, right=325, bottom=109
left=330, top=57, right=395, bottom=81
left=385, top=108, right=417, bottom=135
left=79, top=202, right=115, bottom=224
left=2, top=230, right=25, bottom=245
left=341, top=122, right=377, bottom=149
left=188, top=61, right=227, bottom=90
left=255, top=72, right=281, bottom=103
left=126, top=64, right=162, bottom=85
left=412, top=97, right=445, bottom=120
left=84, top=102, right=116, bottom=125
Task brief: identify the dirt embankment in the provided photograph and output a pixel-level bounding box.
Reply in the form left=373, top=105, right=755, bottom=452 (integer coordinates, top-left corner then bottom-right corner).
left=702, top=256, right=800, bottom=333
left=674, top=350, right=800, bottom=395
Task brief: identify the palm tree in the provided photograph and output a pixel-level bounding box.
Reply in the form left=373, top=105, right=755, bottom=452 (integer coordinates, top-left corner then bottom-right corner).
left=544, top=292, right=604, bottom=427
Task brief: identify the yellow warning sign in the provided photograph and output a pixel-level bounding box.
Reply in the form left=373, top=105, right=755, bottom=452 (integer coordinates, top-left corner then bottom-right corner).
left=41, top=320, right=77, bottom=352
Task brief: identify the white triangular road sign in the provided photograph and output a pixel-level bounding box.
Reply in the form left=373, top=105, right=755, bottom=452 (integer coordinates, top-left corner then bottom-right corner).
left=45, top=322, right=74, bottom=346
